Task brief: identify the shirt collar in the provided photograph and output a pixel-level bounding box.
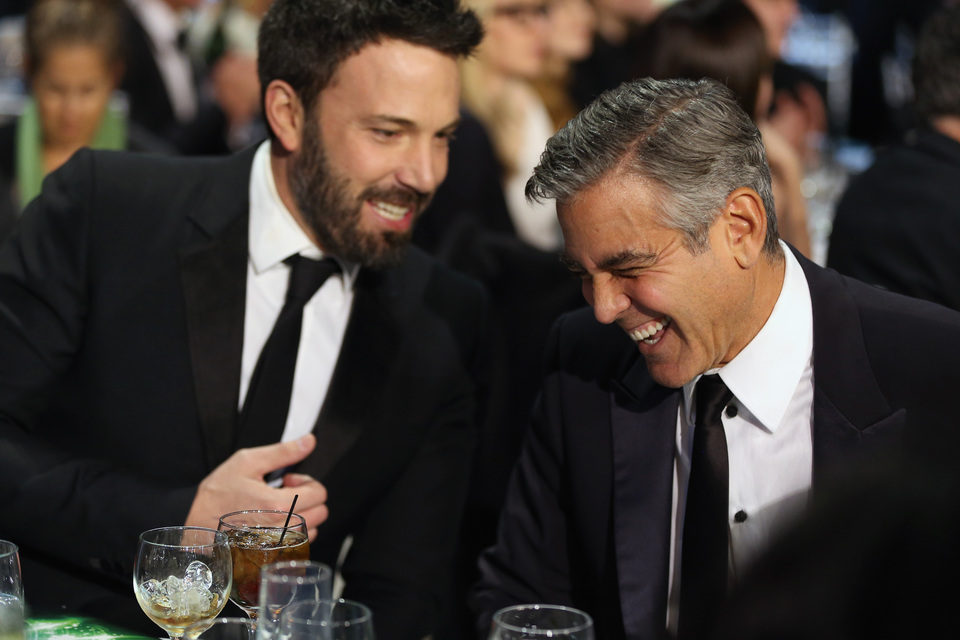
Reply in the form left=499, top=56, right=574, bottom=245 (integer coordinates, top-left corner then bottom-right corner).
left=247, top=141, right=359, bottom=286
left=682, top=241, right=813, bottom=432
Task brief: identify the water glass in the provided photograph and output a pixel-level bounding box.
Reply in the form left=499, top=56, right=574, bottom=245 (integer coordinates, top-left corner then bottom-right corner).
left=185, top=616, right=257, bottom=640
left=256, top=561, right=332, bottom=640
left=489, top=604, right=594, bottom=640
left=0, top=541, right=24, bottom=640
left=279, top=599, right=374, bottom=640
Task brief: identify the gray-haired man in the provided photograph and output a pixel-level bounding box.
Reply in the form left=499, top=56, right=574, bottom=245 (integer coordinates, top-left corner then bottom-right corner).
left=471, top=77, right=960, bottom=639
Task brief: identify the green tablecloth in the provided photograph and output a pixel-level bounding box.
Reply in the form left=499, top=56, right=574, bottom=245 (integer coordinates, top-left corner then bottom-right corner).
left=27, top=617, right=153, bottom=640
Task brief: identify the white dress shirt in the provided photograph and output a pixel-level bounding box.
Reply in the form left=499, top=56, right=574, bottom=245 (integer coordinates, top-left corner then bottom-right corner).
left=126, top=0, right=198, bottom=122
left=666, top=242, right=814, bottom=632
left=240, top=141, right=358, bottom=445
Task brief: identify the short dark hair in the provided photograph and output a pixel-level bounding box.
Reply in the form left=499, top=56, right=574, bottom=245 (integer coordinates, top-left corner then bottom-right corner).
left=527, top=77, right=779, bottom=257
left=913, top=4, right=960, bottom=121
left=258, top=0, right=483, bottom=114
left=638, top=0, right=772, bottom=120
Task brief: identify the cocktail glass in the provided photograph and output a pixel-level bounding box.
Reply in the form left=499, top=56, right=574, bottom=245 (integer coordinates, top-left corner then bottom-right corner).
left=218, top=510, right=309, bottom=619
left=134, top=527, right=232, bottom=640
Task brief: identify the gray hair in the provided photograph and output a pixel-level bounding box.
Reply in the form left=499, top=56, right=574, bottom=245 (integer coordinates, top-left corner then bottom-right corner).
left=526, top=77, right=779, bottom=256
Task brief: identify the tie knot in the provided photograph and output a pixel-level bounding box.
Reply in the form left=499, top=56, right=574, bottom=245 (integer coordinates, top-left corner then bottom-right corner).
left=695, top=374, right=733, bottom=425
left=285, top=255, right=340, bottom=304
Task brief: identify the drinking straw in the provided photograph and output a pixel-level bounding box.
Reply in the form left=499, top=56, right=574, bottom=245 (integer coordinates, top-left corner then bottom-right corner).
left=278, top=494, right=299, bottom=544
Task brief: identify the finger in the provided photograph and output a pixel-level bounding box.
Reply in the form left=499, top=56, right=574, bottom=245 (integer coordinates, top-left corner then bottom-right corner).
left=307, top=527, right=319, bottom=543
left=281, top=473, right=318, bottom=487
left=298, top=504, right=329, bottom=530
left=242, top=434, right=316, bottom=474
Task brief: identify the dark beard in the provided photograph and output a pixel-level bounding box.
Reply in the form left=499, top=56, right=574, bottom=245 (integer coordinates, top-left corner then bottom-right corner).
left=288, top=117, right=430, bottom=269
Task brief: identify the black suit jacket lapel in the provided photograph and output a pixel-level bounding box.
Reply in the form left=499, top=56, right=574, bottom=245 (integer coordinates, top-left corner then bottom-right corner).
left=299, top=267, right=403, bottom=480
left=179, top=148, right=256, bottom=469
left=611, top=355, right=679, bottom=639
left=796, top=249, right=907, bottom=483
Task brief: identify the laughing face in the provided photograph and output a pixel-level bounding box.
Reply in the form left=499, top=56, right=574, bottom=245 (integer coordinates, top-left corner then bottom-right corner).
left=288, top=39, right=461, bottom=268
left=559, top=171, right=760, bottom=388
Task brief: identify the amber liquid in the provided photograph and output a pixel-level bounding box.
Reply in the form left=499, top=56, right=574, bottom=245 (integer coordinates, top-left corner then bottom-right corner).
left=226, top=529, right=309, bottom=613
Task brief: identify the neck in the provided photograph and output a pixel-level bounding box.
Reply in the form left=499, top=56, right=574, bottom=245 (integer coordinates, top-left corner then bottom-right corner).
left=932, top=115, right=960, bottom=144
left=269, top=141, right=321, bottom=247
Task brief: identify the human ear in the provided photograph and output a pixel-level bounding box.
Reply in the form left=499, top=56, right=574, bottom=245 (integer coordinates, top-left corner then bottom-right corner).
left=722, top=187, right=768, bottom=269
left=263, top=79, right=303, bottom=153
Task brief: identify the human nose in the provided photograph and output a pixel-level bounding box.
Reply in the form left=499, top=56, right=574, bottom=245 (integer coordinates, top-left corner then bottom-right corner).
left=585, top=274, right=630, bottom=325
left=396, top=138, right=446, bottom=194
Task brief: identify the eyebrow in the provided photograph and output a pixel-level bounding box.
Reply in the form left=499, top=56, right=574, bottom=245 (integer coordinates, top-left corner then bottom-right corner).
left=560, top=248, right=659, bottom=272
left=364, top=115, right=462, bottom=134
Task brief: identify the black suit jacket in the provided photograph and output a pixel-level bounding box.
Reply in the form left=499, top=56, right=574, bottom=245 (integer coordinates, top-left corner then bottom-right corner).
left=827, top=128, right=960, bottom=312
left=471, top=248, right=960, bottom=639
left=0, top=147, right=487, bottom=640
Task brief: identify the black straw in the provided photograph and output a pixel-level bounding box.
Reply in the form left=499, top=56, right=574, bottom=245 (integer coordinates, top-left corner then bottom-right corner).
left=278, top=494, right=299, bottom=545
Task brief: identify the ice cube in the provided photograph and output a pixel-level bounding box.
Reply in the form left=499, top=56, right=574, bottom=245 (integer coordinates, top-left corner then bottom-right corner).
left=183, top=560, right=213, bottom=591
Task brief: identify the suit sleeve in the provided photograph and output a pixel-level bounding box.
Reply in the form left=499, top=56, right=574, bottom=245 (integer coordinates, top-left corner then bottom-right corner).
left=0, top=151, right=195, bottom=581
left=469, top=314, right=578, bottom=634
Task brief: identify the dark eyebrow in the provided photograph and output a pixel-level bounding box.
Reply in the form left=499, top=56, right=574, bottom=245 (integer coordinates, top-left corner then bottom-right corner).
left=364, top=115, right=462, bottom=135
left=596, top=249, right=659, bottom=271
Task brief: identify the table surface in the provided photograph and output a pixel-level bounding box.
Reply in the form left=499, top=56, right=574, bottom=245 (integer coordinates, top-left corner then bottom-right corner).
left=27, top=617, right=153, bottom=640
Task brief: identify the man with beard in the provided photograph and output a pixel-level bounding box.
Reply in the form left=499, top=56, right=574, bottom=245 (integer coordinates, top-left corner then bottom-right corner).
left=0, top=2, right=485, bottom=639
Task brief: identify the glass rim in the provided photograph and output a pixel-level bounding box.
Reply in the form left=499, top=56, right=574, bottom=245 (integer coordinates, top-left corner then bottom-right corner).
left=492, top=604, right=594, bottom=634
left=218, top=509, right=306, bottom=530
left=0, top=540, right=18, bottom=559
left=260, top=559, right=333, bottom=583
left=138, top=526, right=228, bottom=549
left=280, top=598, right=372, bottom=626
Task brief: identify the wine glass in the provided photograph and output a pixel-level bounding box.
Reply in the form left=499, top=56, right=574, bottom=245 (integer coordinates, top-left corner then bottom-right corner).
left=0, top=540, right=24, bottom=640
left=489, top=604, right=594, bottom=640
left=185, top=616, right=257, bottom=640
left=278, top=599, right=374, bottom=640
left=256, top=560, right=333, bottom=640
left=134, top=527, right=233, bottom=640
left=218, top=510, right=310, bottom=619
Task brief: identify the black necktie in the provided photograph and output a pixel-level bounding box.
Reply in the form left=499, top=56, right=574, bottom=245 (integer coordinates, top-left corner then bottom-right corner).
left=678, top=374, right=734, bottom=640
left=236, top=255, right=340, bottom=450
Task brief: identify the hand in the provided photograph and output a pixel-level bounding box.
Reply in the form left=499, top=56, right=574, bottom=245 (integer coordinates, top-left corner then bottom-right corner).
left=185, top=434, right=329, bottom=540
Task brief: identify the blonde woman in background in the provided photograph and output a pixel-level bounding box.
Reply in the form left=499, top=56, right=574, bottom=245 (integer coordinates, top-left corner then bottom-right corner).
left=532, top=0, right=597, bottom=131
left=461, top=0, right=560, bottom=251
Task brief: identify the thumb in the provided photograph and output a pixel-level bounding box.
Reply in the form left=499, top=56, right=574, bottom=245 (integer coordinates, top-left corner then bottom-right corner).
left=246, top=434, right=316, bottom=473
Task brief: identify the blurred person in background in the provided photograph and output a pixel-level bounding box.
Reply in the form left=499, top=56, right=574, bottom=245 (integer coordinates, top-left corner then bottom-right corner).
left=119, top=0, right=260, bottom=154
left=0, top=0, right=168, bottom=228
left=639, top=0, right=811, bottom=256
left=828, top=3, right=960, bottom=312
left=186, top=0, right=272, bottom=149
left=568, top=0, right=664, bottom=109
left=461, top=0, right=561, bottom=252
left=532, top=0, right=597, bottom=131
left=743, top=0, right=827, bottom=164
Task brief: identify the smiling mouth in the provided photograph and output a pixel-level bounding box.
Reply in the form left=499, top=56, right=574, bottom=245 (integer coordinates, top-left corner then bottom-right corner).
left=370, top=199, right=410, bottom=221
left=629, top=316, right=671, bottom=345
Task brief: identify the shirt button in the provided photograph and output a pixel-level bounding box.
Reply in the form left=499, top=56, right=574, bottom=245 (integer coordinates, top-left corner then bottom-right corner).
left=725, top=404, right=738, bottom=418
left=734, top=510, right=748, bottom=523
